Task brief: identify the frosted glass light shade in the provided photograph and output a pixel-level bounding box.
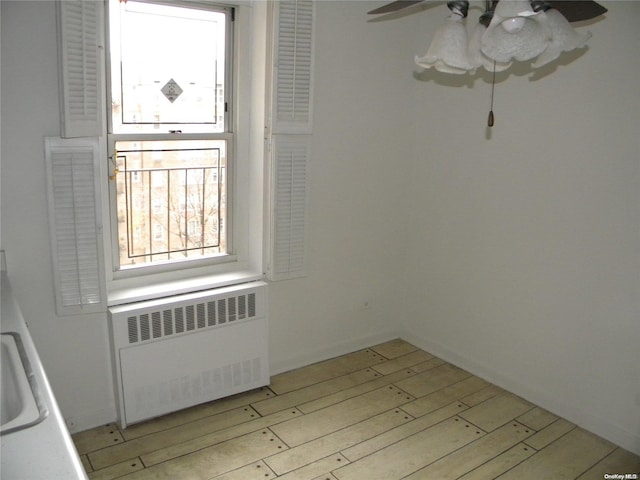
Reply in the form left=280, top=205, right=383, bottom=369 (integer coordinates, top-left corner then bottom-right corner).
left=415, top=13, right=474, bottom=74
left=481, top=0, right=551, bottom=63
left=468, top=23, right=512, bottom=72
left=533, top=9, right=592, bottom=68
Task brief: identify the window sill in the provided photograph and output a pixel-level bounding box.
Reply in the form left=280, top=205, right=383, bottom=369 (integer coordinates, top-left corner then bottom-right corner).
left=107, top=269, right=264, bottom=306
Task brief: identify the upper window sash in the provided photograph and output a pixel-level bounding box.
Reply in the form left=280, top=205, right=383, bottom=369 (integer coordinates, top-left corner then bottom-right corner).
left=106, top=0, right=234, bottom=135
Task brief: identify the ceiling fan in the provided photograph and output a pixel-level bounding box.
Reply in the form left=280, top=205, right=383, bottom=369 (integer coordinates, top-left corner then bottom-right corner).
left=368, top=1, right=607, bottom=127
left=368, top=0, right=607, bottom=23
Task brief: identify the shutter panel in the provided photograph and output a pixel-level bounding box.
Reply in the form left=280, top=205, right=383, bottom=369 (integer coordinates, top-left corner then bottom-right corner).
left=57, top=0, right=104, bottom=138
left=268, top=0, right=315, bottom=280
left=45, top=137, right=106, bottom=315
left=272, top=0, right=314, bottom=133
left=269, top=135, right=310, bottom=280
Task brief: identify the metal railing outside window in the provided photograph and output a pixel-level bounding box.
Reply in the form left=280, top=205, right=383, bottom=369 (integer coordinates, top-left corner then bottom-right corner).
left=115, top=154, right=225, bottom=266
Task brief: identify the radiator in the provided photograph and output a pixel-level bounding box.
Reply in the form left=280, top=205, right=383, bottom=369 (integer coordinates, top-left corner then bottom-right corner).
left=108, top=281, right=269, bottom=428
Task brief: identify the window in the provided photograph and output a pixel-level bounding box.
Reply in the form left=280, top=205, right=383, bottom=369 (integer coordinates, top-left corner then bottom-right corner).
left=107, top=0, right=233, bottom=272
left=55, top=0, right=308, bottom=305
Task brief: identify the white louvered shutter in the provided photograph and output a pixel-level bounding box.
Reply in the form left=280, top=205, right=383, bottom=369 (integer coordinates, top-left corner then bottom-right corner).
left=268, top=0, right=314, bottom=280
left=57, top=0, right=104, bottom=138
left=272, top=0, right=314, bottom=134
left=270, top=136, right=311, bottom=280
left=45, top=137, right=106, bottom=315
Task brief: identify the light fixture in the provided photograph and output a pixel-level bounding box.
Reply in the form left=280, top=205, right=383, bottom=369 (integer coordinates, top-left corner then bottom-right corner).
left=480, top=0, right=551, bottom=63
left=532, top=7, right=592, bottom=68
left=411, top=0, right=598, bottom=126
left=415, top=1, right=474, bottom=74
left=415, top=0, right=593, bottom=74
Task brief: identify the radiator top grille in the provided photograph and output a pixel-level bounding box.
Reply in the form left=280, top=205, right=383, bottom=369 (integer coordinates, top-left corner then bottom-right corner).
left=126, top=292, right=257, bottom=344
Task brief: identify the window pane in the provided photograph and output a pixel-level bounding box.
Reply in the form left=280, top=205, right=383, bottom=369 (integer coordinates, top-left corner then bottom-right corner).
left=114, top=140, right=227, bottom=267
left=110, top=1, right=227, bottom=133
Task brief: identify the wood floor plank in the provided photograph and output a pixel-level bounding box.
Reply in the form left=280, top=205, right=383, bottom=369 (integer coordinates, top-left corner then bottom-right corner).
left=80, top=455, right=93, bottom=473
left=410, top=356, right=446, bottom=373
left=524, top=418, right=575, bottom=450
left=122, top=387, right=274, bottom=440
left=73, top=423, right=125, bottom=455
left=341, top=402, right=468, bottom=462
left=370, top=339, right=418, bottom=359
left=270, top=386, right=414, bottom=447
left=297, top=368, right=416, bottom=414
left=496, top=428, right=616, bottom=480
left=251, top=369, right=380, bottom=416
left=576, top=448, right=640, bottom=479
left=88, top=458, right=144, bottom=480
left=333, top=416, right=484, bottom=480
left=89, top=406, right=259, bottom=469
left=312, top=474, right=338, bottom=480
left=276, top=454, right=349, bottom=480
left=457, top=443, right=536, bottom=480
left=141, top=408, right=301, bottom=467
left=394, top=363, right=472, bottom=398
left=403, top=421, right=535, bottom=479
left=210, top=461, right=275, bottom=480
left=459, top=393, right=534, bottom=432
left=459, top=384, right=504, bottom=407
left=264, top=409, right=411, bottom=475
left=73, top=342, right=637, bottom=480
left=516, top=407, right=559, bottom=431
left=119, top=429, right=288, bottom=480
left=402, top=375, right=489, bottom=417
left=269, top=349, right=386, bottom=394
left=370, top=350, right=434, bottom=375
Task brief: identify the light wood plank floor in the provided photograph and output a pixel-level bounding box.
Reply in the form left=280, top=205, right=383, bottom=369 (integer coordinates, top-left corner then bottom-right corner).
left=73, top=339, right=640, bottom=480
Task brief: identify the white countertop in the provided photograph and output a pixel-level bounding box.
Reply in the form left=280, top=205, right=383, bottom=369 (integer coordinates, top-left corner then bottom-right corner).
left=1, top=272, right=88, bottom=479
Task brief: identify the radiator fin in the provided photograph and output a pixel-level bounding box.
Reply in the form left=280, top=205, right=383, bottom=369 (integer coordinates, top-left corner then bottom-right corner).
left=186, top=305, right=195, bottom=331
left=124, top=292, right=259, bottom=344
left=128, top=317, right=138, bottom=343
left=140, top=314, right=150, bottom=341
left=207, top=300, right=216, bottom=326
left=175, top=308, right=184, bottom=333
left=218, top=300, right=227, bottom=324
left=163, top=310, right=173, bottom=336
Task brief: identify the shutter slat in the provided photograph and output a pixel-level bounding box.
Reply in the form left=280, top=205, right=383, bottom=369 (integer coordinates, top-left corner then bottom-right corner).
left=45, top=137, right=106, bottom=315
left=270, top=136, right=310, bottom=280
left=272, top=0, right=314, bottom=133
left=57, top=0, right=104, bottom=138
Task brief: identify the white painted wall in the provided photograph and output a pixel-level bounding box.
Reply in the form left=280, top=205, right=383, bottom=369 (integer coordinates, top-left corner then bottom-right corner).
left=1, top=0, right=638, bottom=455
left=268, top=1, right=416, bottom=372
left=0, top=0, right=413, bottom=430
left=1, top=1, right=116, bottom=430
left=402, top=1, right=640, bottom=454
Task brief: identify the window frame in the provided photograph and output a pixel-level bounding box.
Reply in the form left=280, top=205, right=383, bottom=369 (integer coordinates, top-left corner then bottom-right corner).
left=102, top=0, right=268, bottom=304
left=106, top=0, right=234, bottom=276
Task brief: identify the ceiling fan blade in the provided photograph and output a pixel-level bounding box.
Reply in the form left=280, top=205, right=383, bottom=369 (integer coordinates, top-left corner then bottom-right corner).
left=368, top=0, right=607, bottom=21
left=368, top=0, right=425, bottom=15
left=546, top=1, right=607, bottom=22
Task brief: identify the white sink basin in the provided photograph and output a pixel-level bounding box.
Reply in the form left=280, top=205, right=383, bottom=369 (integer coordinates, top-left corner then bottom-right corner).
left=1, top=333, right=47, bottom=434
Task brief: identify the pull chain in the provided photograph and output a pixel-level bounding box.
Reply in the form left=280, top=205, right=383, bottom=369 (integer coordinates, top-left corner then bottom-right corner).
left=488, top=60, right=496, bottom=127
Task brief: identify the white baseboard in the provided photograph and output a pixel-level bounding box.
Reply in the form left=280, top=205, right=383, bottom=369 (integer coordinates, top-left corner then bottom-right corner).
left=269, top=329, right=399, bottom=377
left=64, top=406, right=116, bottom=434
left=401, top=331, right=640, bottom=456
